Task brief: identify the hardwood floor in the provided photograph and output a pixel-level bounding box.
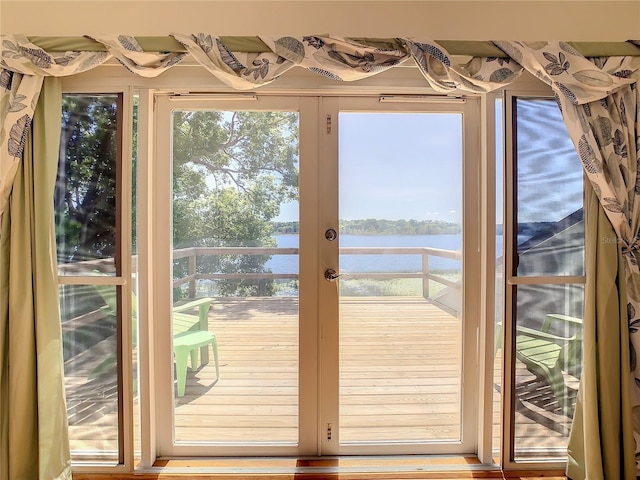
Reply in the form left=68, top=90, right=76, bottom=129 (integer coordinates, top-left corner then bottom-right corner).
left=72, top=475, right=567, bottom=479
left=72, top=454, right=567, bottom=479
left=146, top=456, right=567, bottom=478
left=72, top=474, right=567, bottom=479
left=64, top=296, right=577, bottom=466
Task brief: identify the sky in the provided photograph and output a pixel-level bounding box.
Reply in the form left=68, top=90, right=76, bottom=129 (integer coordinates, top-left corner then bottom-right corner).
left=275, top=99, right=582, bottom=225
left=339, top=112, right=463, bottom=223
left=276, top=111, right=464, bottom=223
left=514, top=99, right=583, bottom=223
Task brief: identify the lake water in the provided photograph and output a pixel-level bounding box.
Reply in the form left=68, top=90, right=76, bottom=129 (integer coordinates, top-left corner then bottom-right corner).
left=266, top=234, right=472, bottom=274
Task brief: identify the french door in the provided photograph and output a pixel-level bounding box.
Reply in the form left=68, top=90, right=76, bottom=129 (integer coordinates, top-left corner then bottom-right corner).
left=153, top=94, right=480, bottom=456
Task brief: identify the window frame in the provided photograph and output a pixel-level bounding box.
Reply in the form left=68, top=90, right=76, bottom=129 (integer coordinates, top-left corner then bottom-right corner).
left=58, top=68, right=579, bottom=474
left=56, top=87, right=136, bottom=474
left=501, top=90, right=586, bottom=470
left=316, top=96, right=482, bottom=456
left=152, top=94, right=317, bottom=457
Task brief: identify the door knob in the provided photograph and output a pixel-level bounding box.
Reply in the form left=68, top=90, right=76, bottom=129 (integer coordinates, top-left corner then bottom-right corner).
left=325, top=229, right=337, bottom=241
left=324, top=269, right=339, bottom=281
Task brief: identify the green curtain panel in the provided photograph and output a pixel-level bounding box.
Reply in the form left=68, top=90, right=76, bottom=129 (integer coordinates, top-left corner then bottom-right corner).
left=566, top=180, right=636, bottom=479
left=0, top=77, right=71, bottom=480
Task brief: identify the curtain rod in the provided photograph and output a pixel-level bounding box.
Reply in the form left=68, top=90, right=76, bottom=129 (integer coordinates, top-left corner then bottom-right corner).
left=26, top=36, right=640, bottom=57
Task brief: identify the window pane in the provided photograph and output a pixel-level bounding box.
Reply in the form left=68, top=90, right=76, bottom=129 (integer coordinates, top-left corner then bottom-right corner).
left=56, top=94, right=120, bottom=276
left=509, top=97, right=585, bottom=461
left=515, top=98, right=583, bottom=277
left=170, top=110, right=300, bottom=444
left=61, top=284, right=119, bottom=462
left=132, top=92, right=141, bottom=461
left=338, top=112, right=464, bottom=443
left=512, top=283, right=583, bottom=460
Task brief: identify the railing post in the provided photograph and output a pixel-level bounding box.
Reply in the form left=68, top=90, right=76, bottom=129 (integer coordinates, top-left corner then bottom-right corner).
left=188, top=251, right=196, bottom=299
left=422, top=253, right=430, bottom=299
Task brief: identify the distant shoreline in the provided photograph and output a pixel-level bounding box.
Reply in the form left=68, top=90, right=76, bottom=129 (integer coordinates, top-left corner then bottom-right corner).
left=272, top=220, right=556, bottom=236
left=272, top=219, right=461, bottom=236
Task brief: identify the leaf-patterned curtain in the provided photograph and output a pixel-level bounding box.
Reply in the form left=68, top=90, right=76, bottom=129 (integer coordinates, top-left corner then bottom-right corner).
left=0, top=71, right=43, bottom=220
left=0, top=34, right=185, bottom=480
left=495, top=41, right=640, bottom=479
left=0, top=35, right=115, bottom=220
left=167, top=34, right=524, bottom=91
left=402, top=38, right=522, bottom=92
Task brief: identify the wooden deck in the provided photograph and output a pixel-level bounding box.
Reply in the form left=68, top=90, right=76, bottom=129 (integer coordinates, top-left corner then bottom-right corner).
left=63, top=296, right=576, bottom=459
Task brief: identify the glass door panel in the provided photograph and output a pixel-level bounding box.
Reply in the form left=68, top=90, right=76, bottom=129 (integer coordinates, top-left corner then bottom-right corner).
left=507, top=97, right=584, bottom=461
left=156, top=96, right=478, bottom=456
left=57, top=93, right=123, bottom=463
left=168, top=106, right=300, bottom=446
left=337, top=112, right=467, bottom=447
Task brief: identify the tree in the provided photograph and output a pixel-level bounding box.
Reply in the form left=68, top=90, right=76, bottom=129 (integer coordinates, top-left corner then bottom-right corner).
left=171, top=109, right=299, bottom=297
left=56, top=95, right=119, bottom=268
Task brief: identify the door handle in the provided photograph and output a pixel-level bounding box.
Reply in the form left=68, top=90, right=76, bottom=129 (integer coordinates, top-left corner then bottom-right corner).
left=324, top=269, right=339, bottom=282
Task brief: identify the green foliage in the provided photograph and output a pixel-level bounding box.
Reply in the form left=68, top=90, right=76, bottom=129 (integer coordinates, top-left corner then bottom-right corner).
left=172, top=110, right=299, bottom=296
left=340, top=218, right=461, bottom=235
left=339, top=278, right=423, bottom=296
left=56, top=95, right=119, bottom=264
left=339, top=273, right=460, bottom=297
left=272, top=221, right=299, bottom=234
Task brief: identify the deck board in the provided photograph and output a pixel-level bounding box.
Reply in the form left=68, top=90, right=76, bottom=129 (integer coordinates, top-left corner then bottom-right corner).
left=63, top=296, right=576, bottom=458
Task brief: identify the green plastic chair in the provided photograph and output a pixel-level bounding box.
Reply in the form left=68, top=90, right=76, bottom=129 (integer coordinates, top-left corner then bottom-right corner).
left=171, top=298, right=220, bottom=397
left=495, top=313, right=582, bottom=416
left=173, top=329, right=219, bottom=397
left=92, top=285, right=219, bottom=396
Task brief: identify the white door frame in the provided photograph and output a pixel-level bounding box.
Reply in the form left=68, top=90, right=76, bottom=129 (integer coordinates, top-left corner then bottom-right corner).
left=318, top=96, right=482, bottom=456
left=153, top=94, right=320, bottom=456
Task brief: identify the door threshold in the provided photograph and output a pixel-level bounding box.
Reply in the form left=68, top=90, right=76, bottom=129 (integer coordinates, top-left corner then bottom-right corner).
left=139, top=455, right=565, bottom=478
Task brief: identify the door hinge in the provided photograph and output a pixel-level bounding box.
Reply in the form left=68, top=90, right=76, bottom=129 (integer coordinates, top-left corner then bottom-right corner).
left=326, top=422, right=332, bottom=441
left=326, top=114, right=332, bottom=134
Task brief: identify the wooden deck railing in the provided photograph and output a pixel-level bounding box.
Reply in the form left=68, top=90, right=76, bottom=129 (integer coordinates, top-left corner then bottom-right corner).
left=172, top=246, right=461, bottom=300
left=57, top=245, right=462, bottom=300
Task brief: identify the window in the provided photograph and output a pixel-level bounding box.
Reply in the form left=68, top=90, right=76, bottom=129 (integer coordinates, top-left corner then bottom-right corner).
left=168, top=105, right=301, bottom=448
left=56, top=92, right=134, bottom=465
left=501, top=95, right=584, bottom=463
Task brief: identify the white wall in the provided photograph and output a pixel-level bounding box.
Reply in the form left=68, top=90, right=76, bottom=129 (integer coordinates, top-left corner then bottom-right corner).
left=1, top=1, right=639, bottom=41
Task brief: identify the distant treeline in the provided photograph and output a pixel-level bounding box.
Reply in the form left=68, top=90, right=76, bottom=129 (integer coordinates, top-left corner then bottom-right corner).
left=274, top=220, right=563, bottom=236
left=272, top=219, right=462, bottom=235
